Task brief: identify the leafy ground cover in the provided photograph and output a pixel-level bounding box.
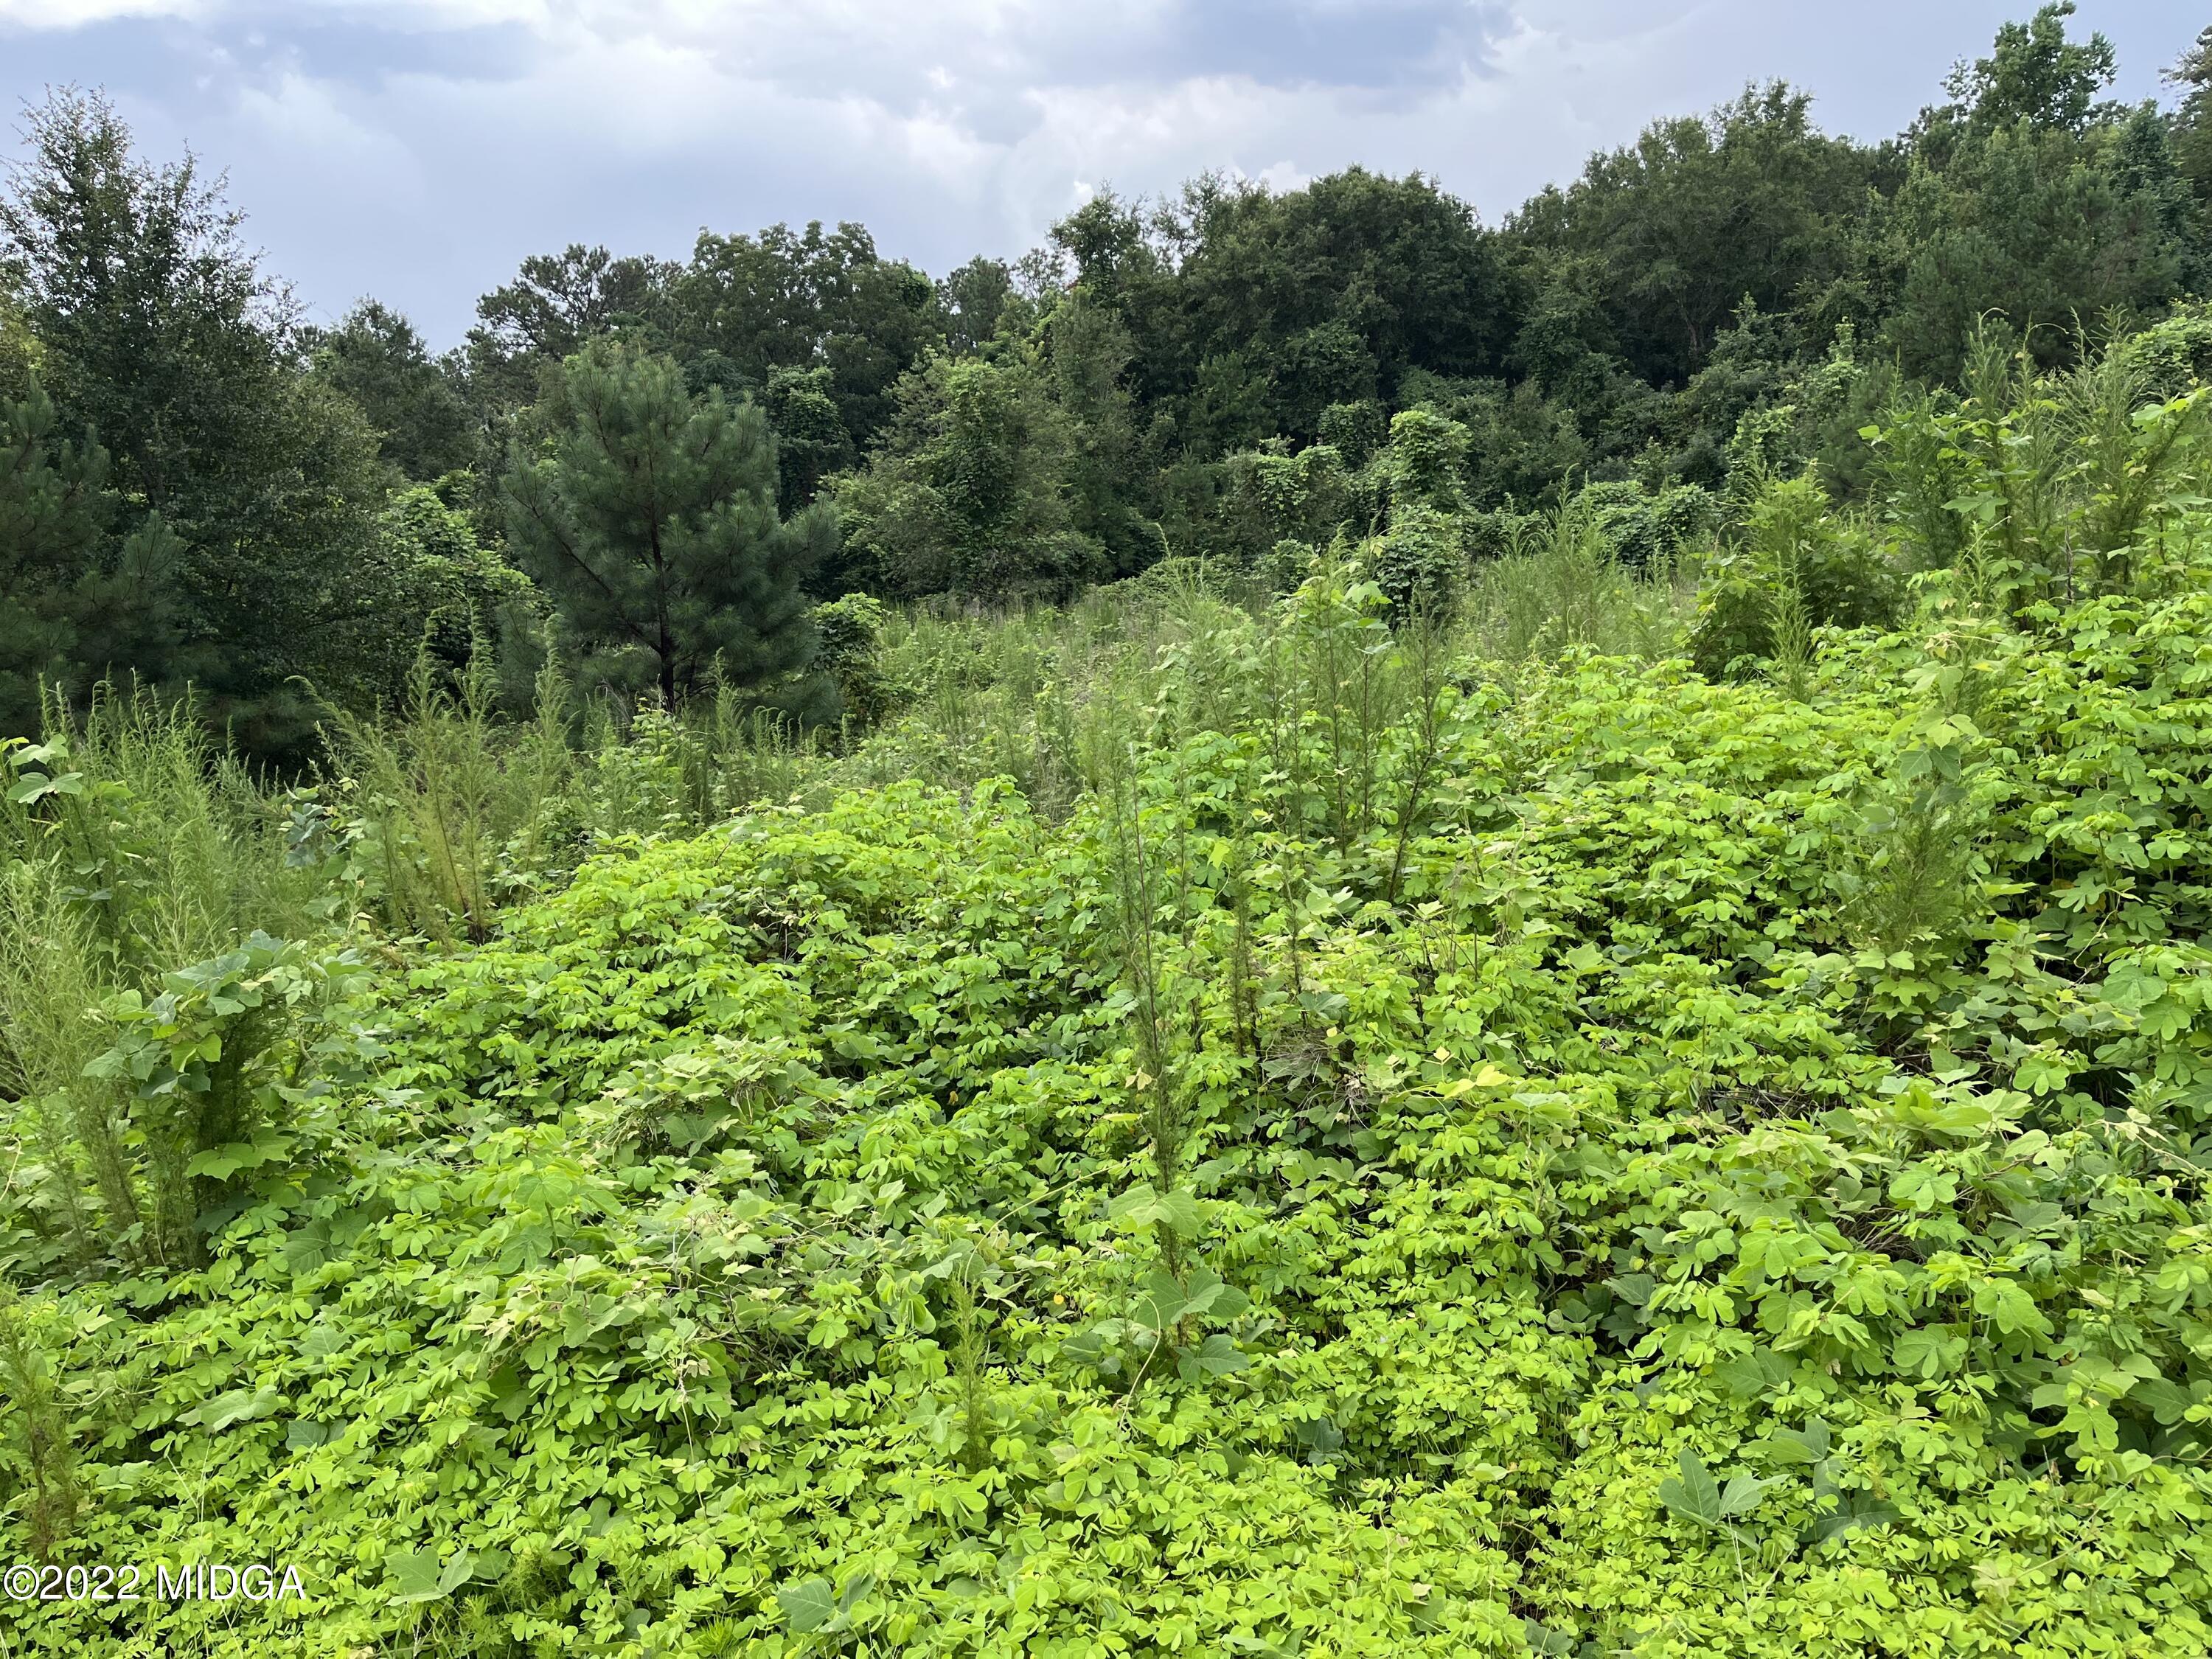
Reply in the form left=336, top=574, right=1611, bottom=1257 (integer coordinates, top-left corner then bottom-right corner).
left=7, top=330, right=2212, bottom=1655
left=6, top=552, right=2212, bottom=1655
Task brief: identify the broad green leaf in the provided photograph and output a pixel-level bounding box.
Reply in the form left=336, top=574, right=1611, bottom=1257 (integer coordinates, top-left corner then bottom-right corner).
left=1107, top=1184, right=1203, bottom=1239
left=1133, top=1269, right=1191, bottom=1331
left=1177, top=1267, right=1248, bottom=1323
left=1975, top=1279, right=2054, bottom=1339
left=1812, top=1501, right=1898, bottom=1545
left=1719, top=1471, right=1781, bottom=1518
left=2134, top=1378, right=2202, bottom=1426
left=1179, top=1333, right=1249, bottom=1379
left=777, top=1577, right=837, bottom=1633
left=387, top=1547, right=471, bottom=1605
left=1893, top=1328, right=1955, bottom=1379
left=189, top=1385, right=282, bottom=1432
left=1748, top=1419, right=1829, bottom=1465
left=1657, top=1448, right=1722, bottom=1528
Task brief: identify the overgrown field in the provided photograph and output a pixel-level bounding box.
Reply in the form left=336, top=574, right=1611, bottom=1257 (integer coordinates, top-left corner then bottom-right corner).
left=7, top=347, right=2212, bottom=1657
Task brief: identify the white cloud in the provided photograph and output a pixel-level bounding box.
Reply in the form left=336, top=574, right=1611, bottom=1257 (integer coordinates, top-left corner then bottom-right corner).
left=2, top=0, right=2198, bottom=341
left=0, top=0, right=198, bottom=21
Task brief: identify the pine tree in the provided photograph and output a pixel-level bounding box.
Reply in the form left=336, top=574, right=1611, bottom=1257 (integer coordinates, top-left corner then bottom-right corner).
left=2166, top=26, right=2212, bottom=209
left=1, top=89, right=392, bottom=759
left=502, top=341, right=833, bottom=704
left=0, top=380, right=102, bottom=731
left=0, top=378, right=182, bottom=734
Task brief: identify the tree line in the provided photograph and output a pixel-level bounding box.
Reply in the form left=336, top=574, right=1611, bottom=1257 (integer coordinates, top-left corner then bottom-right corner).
left=3, top=3, right=2208, bottom=759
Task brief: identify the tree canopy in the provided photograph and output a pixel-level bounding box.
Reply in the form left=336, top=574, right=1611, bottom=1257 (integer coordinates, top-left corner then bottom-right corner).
left=501, top=341, right=832, bottom=705
left=1, top=5, right=2208, bottom=734
left=11, top=11, right=2212, bottom=1653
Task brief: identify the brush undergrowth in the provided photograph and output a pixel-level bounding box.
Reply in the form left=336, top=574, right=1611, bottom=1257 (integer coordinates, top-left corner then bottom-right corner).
left=2, top=344, right=2212, bottom=1656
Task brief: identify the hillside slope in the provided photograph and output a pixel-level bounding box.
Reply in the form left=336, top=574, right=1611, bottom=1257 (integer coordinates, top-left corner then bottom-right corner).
left=7, top=568, right=2212, bottom=1656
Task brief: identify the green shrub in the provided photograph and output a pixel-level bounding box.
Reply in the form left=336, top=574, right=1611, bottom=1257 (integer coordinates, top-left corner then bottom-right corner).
left=0, top=1287, right=78, bottom=1559
left=1363, top=503, right=1464, bottom=616
left=1691, top=472, right=1900, bottom=679
left=9, top=352, right=2212, bottom=1654
left=810, top=592, right=897, bottom=730
left=1462, top=488, right=1691, bottom=662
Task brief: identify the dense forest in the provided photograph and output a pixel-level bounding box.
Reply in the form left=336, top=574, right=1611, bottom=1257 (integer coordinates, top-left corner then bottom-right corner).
left=4, top=4, right=2208, bottom=752
left=6, top=4, right=2212, bottom=1654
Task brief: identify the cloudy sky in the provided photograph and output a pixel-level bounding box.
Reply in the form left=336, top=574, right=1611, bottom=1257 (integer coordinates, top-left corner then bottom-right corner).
left=0, top=1, right=2198, bottom=346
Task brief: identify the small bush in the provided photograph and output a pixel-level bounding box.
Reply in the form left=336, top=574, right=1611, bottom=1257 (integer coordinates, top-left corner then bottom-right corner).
left=1691, top=472, right=1899, bottom=680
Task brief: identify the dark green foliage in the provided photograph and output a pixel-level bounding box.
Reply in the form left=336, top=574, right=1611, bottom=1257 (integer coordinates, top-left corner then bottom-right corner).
left=675, top=220, right=940, bottom=453
left=810, top=10, right=2199, bottom=584
left=502, top=341, right=833, bottom=704
left=1364, top=504, right=1462, bottom=617
left=466, top=243, right=675, bottom=408
left=831, top=354, right=1105, bottom=599
left=0, top=91, right=403, bottom=758
left=1507, top=84, right=1883, bottom=386
left=0, top=1289, right=78, bottom=1559
left=1691, top=472, right=1899, bottom=678
left=1058, top=169, right=1512, bottom=452
left=936, top=255, right=1015, bottom=355
left=1864, top=323, right=2211, bottom=606
left=830, top=287, right=1152, bottom=600
left=0, top=378, right=182, bottom=735
left=1371, top=406, right=1470, bottom=513
left=1402, top=369, right=1593, bottom=507
left=2170, top=25, right=2212, bottom=206
left=1883, top=118, right=2190, bottom=380
left=9, top=8, right=2206, bottom=770
left=760, top=364, right=851, bottom=512
left=1360, top=409, right=1475, bottom=613
left=1938, top=1, right=2119, bottom=136
left=2121, top=299, right=2212, bottom=395
left=1192, top=442, right=1361, bottom=574
left=1579, top=479, right=1719, bottom=566
left=305, top=300, right=476, bottom=483
left=0, top=285, right=38, bottom=403
left=0, top=89, right=280, bottom=524
left=1315, top=397, right=1387, bottom=466
left=371, top=487, right=532, bottom=678
left=269, top=480, right=543, bottom=723
left=1874, top=12, right=2190, bottom=380
left=809, top=592, right=894, bottom=728
left=1043, top=291, right=1153, bottom=576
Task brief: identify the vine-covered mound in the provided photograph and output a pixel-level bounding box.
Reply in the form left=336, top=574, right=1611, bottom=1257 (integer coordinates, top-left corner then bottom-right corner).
left=16, top=595, right=2212, bottom=1657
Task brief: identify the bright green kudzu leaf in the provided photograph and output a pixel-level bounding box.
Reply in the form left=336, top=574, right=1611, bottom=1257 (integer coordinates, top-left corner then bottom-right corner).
left=189, top=1386, right=282, bottom=1432
left=1658, top=1448, right=1722, bottom=1528
left=776, top=1577, right=837, bottom=1633
left=1719, top=1471, right=1784, bottom=1518
left=1108, top=1184, right=1203, bottom=1239
left=1812, top=1500, right=1898, bottom=1546
left=1178, top=1333, right=1249, bottom=1380
left=387, top=1547, right=472, bottom=1605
